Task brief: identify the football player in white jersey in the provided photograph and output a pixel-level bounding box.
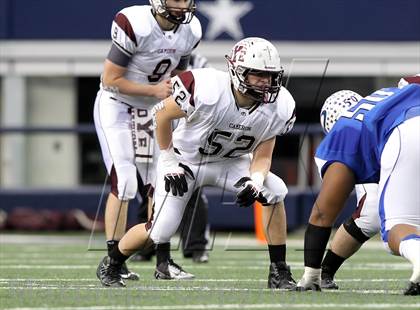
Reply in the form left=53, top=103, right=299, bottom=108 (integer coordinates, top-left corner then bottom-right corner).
left=132, top=53, right=211, bottom=264
left=96, top=37, right=298, bottom=289
left=320, top=75, right=420, bottom=290
left=94, top=0, right=201, bottom=284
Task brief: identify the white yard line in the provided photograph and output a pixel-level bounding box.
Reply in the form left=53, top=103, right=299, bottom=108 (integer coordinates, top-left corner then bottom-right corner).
left=0, top=278, right=406, bottom=282
left=4, top=303, right=420, bottom=310
left=0, top=263, right=411, bottom=270
left=0, top=259, right=405, bottom=268
left=0, top=286, right=407, bottom=294
left=0, top=234, right=387, bottom=249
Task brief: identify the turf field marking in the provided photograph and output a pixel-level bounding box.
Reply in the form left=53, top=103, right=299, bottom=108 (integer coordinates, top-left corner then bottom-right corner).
left=0, top=286, right=408, bottom=294
left=0, top=278, right=407, bottom=282
left=0, top=233, right=387, bottom=249
left=4, top=303, right=420, bottom=310
left=0, top=263, right=411, bottom=270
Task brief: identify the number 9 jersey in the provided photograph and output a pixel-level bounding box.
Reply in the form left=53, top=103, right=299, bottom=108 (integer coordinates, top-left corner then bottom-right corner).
left=106, top=5, right=201, bottom=108
left=169, top=68, right=296, bottom=164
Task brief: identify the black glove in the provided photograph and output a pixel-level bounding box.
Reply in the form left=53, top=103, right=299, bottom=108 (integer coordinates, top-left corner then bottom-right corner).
left=234, top=177, right=267, bottom=207
left=163, top=164, right=195, bottom=197
left=161, top=149, right=194, bottom=197
left=164, top=173, right=187, bottom=196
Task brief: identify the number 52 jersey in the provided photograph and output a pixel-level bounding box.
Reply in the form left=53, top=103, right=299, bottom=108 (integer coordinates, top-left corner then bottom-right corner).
left=169, top=68, right=296, bottom=165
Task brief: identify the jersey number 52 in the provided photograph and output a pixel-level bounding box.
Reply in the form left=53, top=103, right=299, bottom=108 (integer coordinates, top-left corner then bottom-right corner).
left=199, top=130, right=255, bottom=158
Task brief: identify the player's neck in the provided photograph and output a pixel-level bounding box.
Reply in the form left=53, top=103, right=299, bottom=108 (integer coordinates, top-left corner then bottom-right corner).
left=234, top=89, right=256, bottom=109
left=155, top=14, right=177, bottom=31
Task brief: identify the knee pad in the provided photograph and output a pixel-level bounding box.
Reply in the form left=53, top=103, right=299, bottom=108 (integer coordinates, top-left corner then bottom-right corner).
left=149, top=224, right=173, bottom=244
left=263, top=173, right=288, bottom=205
left=343, top=217, right=370, bottom=244
left=115, top=164, right=137, bottom=200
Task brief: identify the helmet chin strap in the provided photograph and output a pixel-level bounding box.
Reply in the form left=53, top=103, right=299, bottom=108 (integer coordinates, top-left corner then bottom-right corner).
left=154, top=13, right=177, bottom=31
left=233, top=86, right=258, bottom=109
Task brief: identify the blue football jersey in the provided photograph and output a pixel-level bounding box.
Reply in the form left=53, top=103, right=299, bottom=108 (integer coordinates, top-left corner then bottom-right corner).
left=316, top=84, right=420, bottom=183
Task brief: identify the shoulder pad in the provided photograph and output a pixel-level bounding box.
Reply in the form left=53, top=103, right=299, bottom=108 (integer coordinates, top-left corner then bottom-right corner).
left=119, top=5, right=154, bottom=37
left=189, top=16, right=202, bottom=43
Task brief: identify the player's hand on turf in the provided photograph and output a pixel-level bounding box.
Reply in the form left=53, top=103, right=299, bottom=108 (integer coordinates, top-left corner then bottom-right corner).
left=234, top=177, right=267, bottom=207
left=153, top=79, right=172, bottom=100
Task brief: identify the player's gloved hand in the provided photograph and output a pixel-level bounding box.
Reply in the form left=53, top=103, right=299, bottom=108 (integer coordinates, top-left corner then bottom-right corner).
left=234, top=173, right=267, bottom=207
left=160, top=148, right=194, bottom=196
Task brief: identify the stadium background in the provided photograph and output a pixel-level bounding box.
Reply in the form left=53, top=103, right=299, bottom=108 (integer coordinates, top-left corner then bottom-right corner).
left=0, top=0, right=419, bottom=231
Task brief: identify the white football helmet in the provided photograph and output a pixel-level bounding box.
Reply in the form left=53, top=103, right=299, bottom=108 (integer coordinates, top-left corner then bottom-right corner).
left=320, top=90, right=362, bottom=133
left=226, top=37, right=283, bottom=103
left=150, top=0, right=196, bottom=24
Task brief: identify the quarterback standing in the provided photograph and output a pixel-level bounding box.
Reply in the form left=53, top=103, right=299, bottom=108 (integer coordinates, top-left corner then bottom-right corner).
left=94, top=0, right=201, bottom=281
left=96, top=37, right=297, bottom=289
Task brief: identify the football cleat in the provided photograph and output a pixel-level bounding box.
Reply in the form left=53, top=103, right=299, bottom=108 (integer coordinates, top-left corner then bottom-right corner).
left=154, top=259, right=195, bottom=280
left=321, top=273, right=339, bottom=290
left=267, top=262, right=296, bottom=290
left=403, top=282, right=420, bottom=296
left=96, top=256, right=126, bottom=287
left=192, top=250, right=209, bottom=264
left=119, top=262, right=140, bottom=280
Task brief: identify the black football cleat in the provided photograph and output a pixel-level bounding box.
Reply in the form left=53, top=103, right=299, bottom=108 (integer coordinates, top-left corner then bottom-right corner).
left=404, top=282, right=420, bottom=296
left=321, top=273, right=339, bottom=289
left=154, top=259, right=195, bottom=280
left=119, top=262, right=140, bottom=280
left=267, top=262, right=296, bottom=290
left=96, top=256, right=126, bottom=287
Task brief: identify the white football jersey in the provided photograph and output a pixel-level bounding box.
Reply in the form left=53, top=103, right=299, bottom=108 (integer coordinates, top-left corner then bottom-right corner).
left=170, top=68, right=296, bottom=164
left=104, top=5, right=202, bottom=108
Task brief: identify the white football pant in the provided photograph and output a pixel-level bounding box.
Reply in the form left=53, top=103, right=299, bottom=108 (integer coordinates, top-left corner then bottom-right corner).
left=149, top=154, right=288, bottom=243
left=379, top=116, right=420, bottom=243
left=93, top=89, right=157, bottom=200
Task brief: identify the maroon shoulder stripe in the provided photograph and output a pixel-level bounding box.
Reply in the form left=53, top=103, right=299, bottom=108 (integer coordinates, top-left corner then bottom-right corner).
left=114, top=13, right=137, bottom=46
left=179, top=71, right=195, bottom=106
left=403, top=76, right=420, bottom=85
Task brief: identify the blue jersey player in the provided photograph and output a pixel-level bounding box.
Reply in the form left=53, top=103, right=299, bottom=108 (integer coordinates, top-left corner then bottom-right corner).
left=296, top=84, right=420, bottom=295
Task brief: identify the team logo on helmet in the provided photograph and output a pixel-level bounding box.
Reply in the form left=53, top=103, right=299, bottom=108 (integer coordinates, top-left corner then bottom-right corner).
left=320, top=90, right=362, bottom=133
left=150, top=0, right=196, bottom=24
left=226, top=37, right=283, bottom=104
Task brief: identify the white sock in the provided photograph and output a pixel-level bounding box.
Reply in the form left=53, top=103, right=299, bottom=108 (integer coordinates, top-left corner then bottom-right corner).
left=399, top=238, right=420, bottom=283
left=302, top=266, right=321, bottom=282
